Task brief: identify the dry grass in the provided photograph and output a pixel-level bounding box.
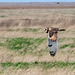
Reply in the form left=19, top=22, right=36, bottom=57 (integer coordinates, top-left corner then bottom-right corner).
left=0, top=9, right=75, bottom=75
left=0, top=9, right=75, bottom=28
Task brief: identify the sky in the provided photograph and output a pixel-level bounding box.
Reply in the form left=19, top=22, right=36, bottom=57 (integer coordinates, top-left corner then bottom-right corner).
left=0, top=0, right=75, bottom=2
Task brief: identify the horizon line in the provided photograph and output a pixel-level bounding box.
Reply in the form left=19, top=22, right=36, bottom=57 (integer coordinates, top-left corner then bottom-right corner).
left=0, top=1, right=73, bottom=3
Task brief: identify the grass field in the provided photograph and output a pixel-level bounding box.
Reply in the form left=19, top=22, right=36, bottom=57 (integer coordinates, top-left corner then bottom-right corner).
left=0, top=9, right=75, bottom=75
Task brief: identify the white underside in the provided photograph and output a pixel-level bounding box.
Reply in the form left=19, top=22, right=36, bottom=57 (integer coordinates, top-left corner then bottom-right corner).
left=48, top=41, right=58, bottom=52
left=48, top=32, right=59, bottom=52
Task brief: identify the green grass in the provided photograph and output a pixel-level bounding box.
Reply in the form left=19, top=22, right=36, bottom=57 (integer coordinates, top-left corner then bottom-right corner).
left=6, top=29, right=15, bottom=31
left=58, top=38, right=66, bottom=43
left=39, top=61, right=74, bottom=69
left=0, top=42, right=5, bottom=46
left=7, top=29, right=20, bottom=31
left=0, top=37, right=46, bottom=55
left=23, top=28, right=40, bottom=32
left=5, top=37, right=46, bottom=54
left=60, top=44, right=70, bottom=49
left=0, top=61, right=75, bottom=70
left=4, top=28, right=40, bottom=32
left=6, top=37, right=45, bottom=50
left=0, top=10, right=4, bottom=13
left=59, top=38, right=75, bottom=49
left=70, top=38, right=75, bottom=48
left=0, top=15, right=6, bottom=17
